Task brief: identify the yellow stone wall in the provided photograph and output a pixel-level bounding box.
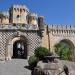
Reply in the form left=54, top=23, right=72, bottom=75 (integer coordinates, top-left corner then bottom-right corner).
left=2, top=18, right=9, bottom=24
left=41, top=26, right=49, bottom=49
left=0, top=18, right=1, bottom=24
left=28, top=18, right=38, bottom=25
left=12, top=8, right=28, bottom=24
left=0, top=18, right=9, bottom=24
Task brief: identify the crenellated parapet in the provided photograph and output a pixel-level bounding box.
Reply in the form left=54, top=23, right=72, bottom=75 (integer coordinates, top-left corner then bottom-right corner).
left=0, top=4, right=44, bottom=27
left=48, top=24, right=75, bottom=36
left=28, top=13, right=38, bottom=25
left=9, top=5, right=29, bottom=24
left=12, top=4, right=29, bottom=12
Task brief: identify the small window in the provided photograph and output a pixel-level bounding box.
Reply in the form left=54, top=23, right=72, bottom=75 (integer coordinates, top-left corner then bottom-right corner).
left=17, top=15, right=20, bottom=18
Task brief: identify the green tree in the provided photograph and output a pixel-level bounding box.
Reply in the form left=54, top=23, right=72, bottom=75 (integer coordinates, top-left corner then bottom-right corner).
left=54, top=42, right=72, bottom=60
left=34, top=47, right=49, bottom=60
left=28, top=55, right=39, bottom=70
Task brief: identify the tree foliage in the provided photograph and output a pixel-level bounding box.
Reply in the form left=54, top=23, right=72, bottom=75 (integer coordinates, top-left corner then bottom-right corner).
left=28, top=47, right=49, bottom=69
left=54, top=42, right=72, bottom=60
left=28, top=55, right=39, bottom=70
left=34, top=47, right=49, bottom=60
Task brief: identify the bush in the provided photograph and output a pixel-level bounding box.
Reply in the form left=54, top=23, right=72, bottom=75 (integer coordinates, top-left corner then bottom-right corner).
left=28, top=55, right=38, bottom=70
left=54, top=42, right=72, bottom=60
left=35, top=47, right=49, bottom=60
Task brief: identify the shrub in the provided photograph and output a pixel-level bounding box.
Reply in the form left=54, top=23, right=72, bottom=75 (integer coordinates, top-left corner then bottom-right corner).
left=35, top=47, right=49, bottom=60
left=54, top=42, right=72, bottom=60
left=28, top=55, right=38, bottom=70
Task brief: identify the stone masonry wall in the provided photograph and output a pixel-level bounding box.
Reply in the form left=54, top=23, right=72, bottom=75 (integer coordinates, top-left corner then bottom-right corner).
left=0, top=30, right=41, bottom=60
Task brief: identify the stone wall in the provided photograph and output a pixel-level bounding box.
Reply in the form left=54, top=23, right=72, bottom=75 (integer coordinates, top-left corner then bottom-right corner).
left=0, top=24, right=41, bottom=60
left=42, top=25, right=75, bottom=61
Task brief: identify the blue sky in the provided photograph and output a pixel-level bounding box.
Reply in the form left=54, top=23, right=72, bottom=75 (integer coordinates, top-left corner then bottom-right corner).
left=0, top=0, right=75, bottom=25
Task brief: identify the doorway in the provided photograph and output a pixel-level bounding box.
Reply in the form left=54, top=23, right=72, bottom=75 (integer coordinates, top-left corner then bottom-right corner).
left=12, top=39, right=27, bottom=59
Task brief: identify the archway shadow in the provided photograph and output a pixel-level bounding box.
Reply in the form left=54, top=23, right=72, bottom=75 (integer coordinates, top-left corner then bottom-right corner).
left=12, top=36, right=27, bottom=59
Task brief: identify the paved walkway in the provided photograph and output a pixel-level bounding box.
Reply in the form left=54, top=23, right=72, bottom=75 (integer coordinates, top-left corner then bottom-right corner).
left=0, top=59, right=75, bottom=75
left=61, top=60, right=75, bottom=75
left=0, top=59, right=31, bottom=75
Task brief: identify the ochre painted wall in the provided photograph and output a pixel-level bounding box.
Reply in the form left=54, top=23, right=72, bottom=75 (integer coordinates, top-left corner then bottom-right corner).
left=41, top=26, right=49, bottom=49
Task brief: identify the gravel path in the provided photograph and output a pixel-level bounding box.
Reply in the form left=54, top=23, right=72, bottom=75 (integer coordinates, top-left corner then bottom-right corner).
left=0, top=59, right=31, bottom=75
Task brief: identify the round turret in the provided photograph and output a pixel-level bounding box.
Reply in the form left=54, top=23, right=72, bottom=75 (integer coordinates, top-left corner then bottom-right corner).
left=38, top=16, right=44, bottom=30
left=28, top=13, right=38, bottom=25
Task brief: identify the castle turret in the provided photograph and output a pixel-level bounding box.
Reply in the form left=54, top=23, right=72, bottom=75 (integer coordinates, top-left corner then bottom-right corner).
left=0, top=11, right=9, bottom=24
left=28, top=13, right=38, bottom=25
left=38, top=16, right=44, bottom=30
left=9, top=5, right=29, bottom=24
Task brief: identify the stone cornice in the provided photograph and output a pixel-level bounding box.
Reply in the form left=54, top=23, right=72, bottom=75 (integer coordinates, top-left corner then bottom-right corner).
left=0, top=24, right=39, bottom=31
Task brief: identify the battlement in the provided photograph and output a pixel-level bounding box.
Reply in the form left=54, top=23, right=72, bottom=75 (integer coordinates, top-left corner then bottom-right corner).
left=0, top=4, right=44, bottom=25
left=48, top=24, right=75, bottom=36
left=28, top=13, right=38, bottom=17
left=11, top=4, right=29, bottom=12
left=28, top=13, right=38, bottom=25
left=49, top=24, right=75, bottom=30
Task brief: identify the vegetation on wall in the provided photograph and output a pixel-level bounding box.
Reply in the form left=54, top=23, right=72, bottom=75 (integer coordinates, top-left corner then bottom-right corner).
left=54, top=42, right=72, bottom=60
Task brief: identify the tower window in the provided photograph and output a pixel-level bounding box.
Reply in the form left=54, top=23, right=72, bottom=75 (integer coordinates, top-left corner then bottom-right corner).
left=17, top=15, right=20, bottom=18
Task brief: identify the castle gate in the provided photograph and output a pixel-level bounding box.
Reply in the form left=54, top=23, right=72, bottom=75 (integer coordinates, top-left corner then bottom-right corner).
left=12, top=36, right=27, bottom=59
left=0, top=24, right=41, bottom=60
left=0, top=4, right=45, bottom=61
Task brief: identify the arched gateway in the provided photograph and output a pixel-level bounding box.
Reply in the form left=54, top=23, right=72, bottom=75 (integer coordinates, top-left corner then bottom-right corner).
left=55, top=39, right=75, bottom=61
left=7, top=36, right=27, bottom=60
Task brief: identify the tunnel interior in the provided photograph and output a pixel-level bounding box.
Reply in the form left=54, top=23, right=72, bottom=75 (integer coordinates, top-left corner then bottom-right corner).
left=12, top=40, right=27, bottom=59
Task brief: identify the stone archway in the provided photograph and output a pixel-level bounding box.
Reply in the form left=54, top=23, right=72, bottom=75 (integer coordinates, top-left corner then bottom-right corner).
left=55, top=39, right=75, bottom=61
left=7, top=36, right=27, bottom=60
left=60, top=39, right=74, bottom=49
left=12, top=38, right=27, bottom=59
left=60, top=39, right=75, bottom=61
